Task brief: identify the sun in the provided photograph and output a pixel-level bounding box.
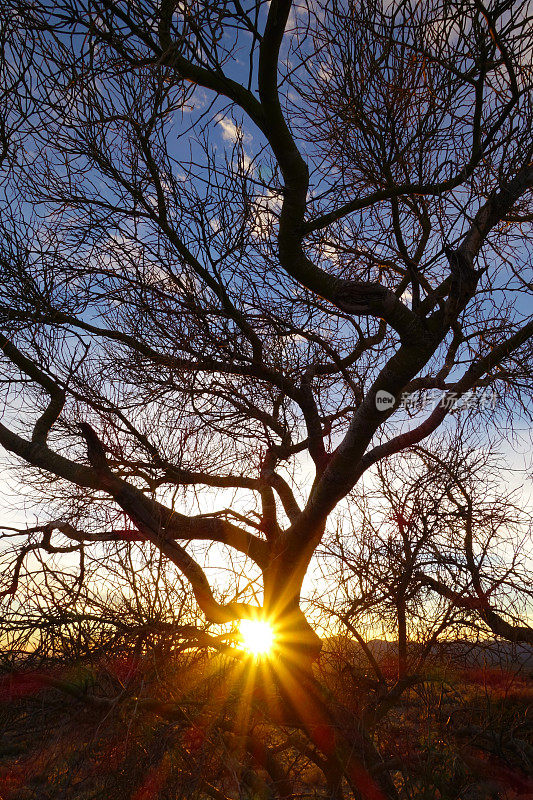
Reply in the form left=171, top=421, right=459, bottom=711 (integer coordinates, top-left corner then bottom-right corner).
left=239, top=619, right=275, bottom=657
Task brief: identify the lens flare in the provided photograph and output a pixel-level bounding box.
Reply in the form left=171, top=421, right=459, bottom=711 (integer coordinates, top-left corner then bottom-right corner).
left=240, top=619, right=274, bottom=656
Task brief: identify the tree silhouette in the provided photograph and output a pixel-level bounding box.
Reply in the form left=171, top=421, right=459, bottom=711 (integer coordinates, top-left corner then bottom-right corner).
left=0, top=1, right=532, bottom=797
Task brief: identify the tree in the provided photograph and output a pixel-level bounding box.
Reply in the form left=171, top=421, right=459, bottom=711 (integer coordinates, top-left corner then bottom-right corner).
left=316, top=436, right=533, bottom=681
left=0, top=0, right=532, bottom=797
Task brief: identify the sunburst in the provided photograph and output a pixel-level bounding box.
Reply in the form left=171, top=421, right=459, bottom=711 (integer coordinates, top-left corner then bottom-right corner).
left=239, top=619, right=275, bottom=657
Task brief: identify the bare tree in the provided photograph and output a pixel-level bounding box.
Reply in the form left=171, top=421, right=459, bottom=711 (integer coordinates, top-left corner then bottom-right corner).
left=317, top=436, right=533, bottom=680
left=0, top=0, right=532, bottom=797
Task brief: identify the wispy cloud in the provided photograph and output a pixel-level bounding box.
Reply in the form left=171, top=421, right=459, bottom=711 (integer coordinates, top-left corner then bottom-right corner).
left=216, top=115, right=252, bottom=144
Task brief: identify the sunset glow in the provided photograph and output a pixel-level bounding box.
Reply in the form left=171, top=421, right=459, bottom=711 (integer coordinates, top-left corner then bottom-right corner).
left=239, top=619, right=275, bottom=657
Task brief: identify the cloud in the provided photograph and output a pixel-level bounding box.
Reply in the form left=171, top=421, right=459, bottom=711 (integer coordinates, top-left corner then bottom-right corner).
left=216, top=115, right=252, bottom=144
left=250, top=189, right=283, bottom=239
left=317, top=62, right=333, bottom=83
